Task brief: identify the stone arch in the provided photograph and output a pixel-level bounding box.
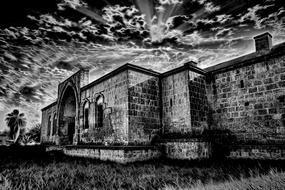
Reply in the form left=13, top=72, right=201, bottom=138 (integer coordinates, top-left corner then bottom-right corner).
left=57, top=82, right=79, bottom=145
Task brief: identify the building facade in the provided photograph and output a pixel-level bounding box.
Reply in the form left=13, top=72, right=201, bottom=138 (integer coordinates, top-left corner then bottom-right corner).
left=41, top=32, right=285, bottom=162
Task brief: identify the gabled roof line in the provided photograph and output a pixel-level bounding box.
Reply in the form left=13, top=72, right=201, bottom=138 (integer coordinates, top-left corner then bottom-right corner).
left=81, top=63, right=161, bottom=91
left=41, top=101, right=57, bottom=111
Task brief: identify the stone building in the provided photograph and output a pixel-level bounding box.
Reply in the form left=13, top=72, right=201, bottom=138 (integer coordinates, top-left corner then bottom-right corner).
left=41, top=32, right=285, bottom=162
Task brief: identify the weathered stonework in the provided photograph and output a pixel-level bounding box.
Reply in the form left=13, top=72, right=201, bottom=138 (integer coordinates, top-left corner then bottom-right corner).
left=63, top=146, right=161, bottom=164
left=161, top=66, right=207, bottom=134
left=162, top=70, right=191, bottom=133
left=207, top=51, right=285, bottom=142
left=41, top=102, right=57, bottom=144
left=189, top=71, right=208, bottom=131
left=128, top=70, right=160, bottom=144
left=80, top=70, right=129, bottom=144
left=228, top=145, right=285, bottom=160
left=41, top=33, right=285, bottom=162
left=164, top=140, right=211, bottom=160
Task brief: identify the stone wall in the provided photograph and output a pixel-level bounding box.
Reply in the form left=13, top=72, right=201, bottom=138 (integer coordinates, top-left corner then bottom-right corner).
left=63, top=146, right=161, bottom=163
left=209, top=54, right=285, bottom=142
left=79, top=69, right=90, bottom=88
left=189, top=71, right=208, bottom=132
left=164, top=140, right=211, bottom=160
left=228, top=145, right=285, bottom=160
left=80, top=71, right=129, bottom=144
left=128, top=70, right=160, bottom=144
left=41, top=103, right=57, bottom=144
left=161, top=70, right=191, bottom=133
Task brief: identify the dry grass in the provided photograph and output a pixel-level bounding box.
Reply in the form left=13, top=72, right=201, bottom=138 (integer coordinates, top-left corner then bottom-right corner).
left=1, top=149, right=285, bottom=190
left=165, top=171, right=285, bottom=190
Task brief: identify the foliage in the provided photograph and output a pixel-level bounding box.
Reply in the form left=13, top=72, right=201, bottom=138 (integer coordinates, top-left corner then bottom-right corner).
left=80, top=125, right=115, bottom=144
left=15, top=124, right=41, bottom=145
left=0, top=129, right=9, bottom=136
left=24, top=124, right=41, bottom=144
left=16, top=128, right=27, bottom=145
left=5, top=109, right=26, bottom=143
left=1, top=121, right=40, bottom=145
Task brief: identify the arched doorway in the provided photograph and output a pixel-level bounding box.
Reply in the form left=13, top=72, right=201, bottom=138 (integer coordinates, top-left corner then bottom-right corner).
left=58, top=86, right=77, bottom=145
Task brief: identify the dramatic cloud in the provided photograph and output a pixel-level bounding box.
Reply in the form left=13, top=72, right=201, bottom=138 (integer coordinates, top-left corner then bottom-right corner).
left=238, top=4, right=273, bottom=29
left=0, top=0, right=284, bottom=130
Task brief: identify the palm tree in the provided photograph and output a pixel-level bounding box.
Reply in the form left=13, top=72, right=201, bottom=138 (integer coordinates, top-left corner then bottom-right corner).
left=5, top=109, right=26, bottom=143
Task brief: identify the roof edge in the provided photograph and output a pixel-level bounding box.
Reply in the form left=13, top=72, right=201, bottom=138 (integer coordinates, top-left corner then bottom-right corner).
left=81, top=63, right=161, bottom=91
left=205, top=41, right=285, bottom=74
left=162, top=62, right=206, bottom=77
left=253, top=32, right=272, bottom=39
left=41, top=101, right=57, bottom=111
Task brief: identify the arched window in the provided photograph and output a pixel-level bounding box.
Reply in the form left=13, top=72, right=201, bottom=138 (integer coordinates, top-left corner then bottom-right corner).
left=95, top=95, right=104, bottom=128
left=83, top=101, right=89, bottom=129
left=47, top=116, right=52, bottom=137
left=52, top=114, right=57, bottom=135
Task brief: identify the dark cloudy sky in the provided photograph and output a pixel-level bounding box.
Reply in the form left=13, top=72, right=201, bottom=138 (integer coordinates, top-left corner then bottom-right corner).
left=0, top=0, right=284, bottom=130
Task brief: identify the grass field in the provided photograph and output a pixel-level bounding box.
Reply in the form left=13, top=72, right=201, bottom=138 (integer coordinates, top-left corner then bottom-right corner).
left=186, top=171, right=285, bottom=190
left=1, top=147, right=285, bottom=190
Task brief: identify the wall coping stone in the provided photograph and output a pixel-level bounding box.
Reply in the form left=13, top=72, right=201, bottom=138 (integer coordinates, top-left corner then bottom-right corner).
left=64, top=145, right=159, bottom=150
left=160, top=138, right=210, bottom=143
left=228, top=144, right=285, bottom=149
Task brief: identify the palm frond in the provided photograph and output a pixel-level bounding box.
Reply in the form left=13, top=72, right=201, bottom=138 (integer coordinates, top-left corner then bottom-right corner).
left=12, top=109, right=19, bottom=115
left=4, top=109, right=27, bottom=143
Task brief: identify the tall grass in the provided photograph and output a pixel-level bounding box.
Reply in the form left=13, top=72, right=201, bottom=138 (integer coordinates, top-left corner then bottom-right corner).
left=164, top=170, right=285, bottom=190
left=1, top=151, right=285, bottom=189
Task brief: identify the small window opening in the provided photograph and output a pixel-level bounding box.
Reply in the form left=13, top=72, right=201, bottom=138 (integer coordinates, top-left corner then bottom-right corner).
left=47, top=116, right=52, bottom=137
left=266, top=63, right=269, bottom=71
left=52, top=114, right=57, bottom=135
left=83, top=101, right=89, bottom=129
left=213, top=84, right=217, bottom=95
left=96, top=96, right=104, bottom=128
left=245, top=102, right=249, bottom=107
left=278, top=95, right=285, bottom=103
left=170, top=98, right=173, bottom=107
left=240, top=80, right=244, bottom=88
